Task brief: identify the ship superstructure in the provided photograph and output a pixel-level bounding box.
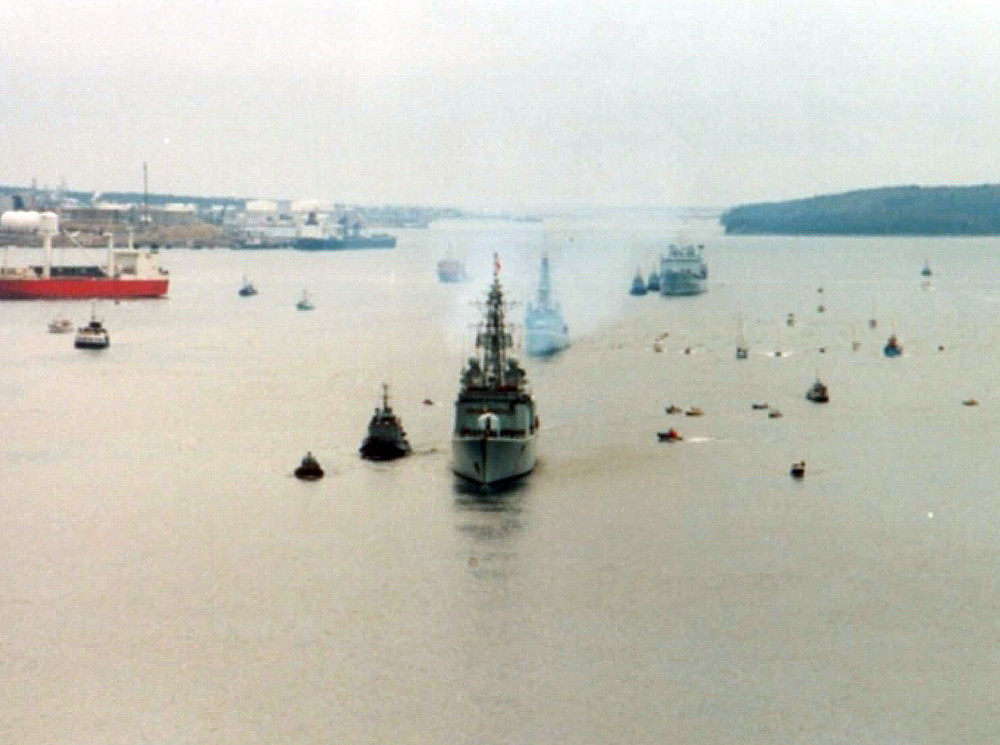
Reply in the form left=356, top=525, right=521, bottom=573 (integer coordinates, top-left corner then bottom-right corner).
left=453, top=256, right=538, bottom=485
left=524, top=254, right=569, bottom=356
left=659, top=243, right=708, bottom=296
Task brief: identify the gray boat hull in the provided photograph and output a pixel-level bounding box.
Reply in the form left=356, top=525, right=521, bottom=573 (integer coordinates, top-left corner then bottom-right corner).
left=452, top=435, right=537, bottom=485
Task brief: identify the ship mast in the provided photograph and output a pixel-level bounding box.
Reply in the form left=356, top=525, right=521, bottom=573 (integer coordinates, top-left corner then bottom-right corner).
left=535, top=254, right=552, bottom=309
left=476, top=253, right=514, bottom=386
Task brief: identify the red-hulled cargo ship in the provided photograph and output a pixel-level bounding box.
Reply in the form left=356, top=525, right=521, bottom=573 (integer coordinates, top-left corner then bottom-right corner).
left=0, top=211, right=169, bottom=299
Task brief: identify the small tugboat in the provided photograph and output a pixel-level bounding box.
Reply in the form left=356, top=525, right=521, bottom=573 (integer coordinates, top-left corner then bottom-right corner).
left=48, top=315, right=74, bottom=334
left=296, top=289, right=314, bottom=310
left=790, top=461, right=806, bottom=479
left=359, top=384, right=412, bottom=461
left=629, top=268, right=648, bottom=296
left=294, top=451, right=324, bottom=480
left=646, top=268, right=661, bottom=293
left=238, top=277, right=257, bottom=296
left=805, top=378, right=829, bottom=403
left=883, top=334, right=903, bottom=357
left=74, top=306, right=110, bottom=349
left=656, top=428, right=682, bottom=442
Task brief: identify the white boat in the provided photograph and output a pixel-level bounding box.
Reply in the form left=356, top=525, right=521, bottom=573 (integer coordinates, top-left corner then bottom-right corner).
left=524, top=255, right=569, bottom=356
left=453, top=255, right=538, bottom=486
left=48, top=315, right=73, bottom=333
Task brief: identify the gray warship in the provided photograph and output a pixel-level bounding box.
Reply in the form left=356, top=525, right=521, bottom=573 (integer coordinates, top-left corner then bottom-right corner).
left=452, top=256, right=538, bottom=486
left=524, top=254, right=569, bottom=356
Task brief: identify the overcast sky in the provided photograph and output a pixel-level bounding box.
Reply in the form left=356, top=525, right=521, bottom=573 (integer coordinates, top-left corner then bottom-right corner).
left=1, top=0, right=998, bottom=209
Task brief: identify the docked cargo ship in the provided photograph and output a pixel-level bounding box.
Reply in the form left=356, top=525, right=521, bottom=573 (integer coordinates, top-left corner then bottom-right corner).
left=659, top=243, right=708, bottom=296
left=524, top=254, right=569, bottom=356
left=294, top=212, right=396, bottom=250
left=0, top=211, right=169, bottom=300
left=453, top=256, right=538, bottom=486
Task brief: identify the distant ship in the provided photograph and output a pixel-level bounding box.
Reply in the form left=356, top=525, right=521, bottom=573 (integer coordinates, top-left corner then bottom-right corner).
left=359, top=384, right=411, bottom=461
left=659, top=243, right=708, bottom=296
left=629, top=268, right=648, bottom=296
left=437, top=255, right=467, bottom=282
left=646, top=268, right=661, bottom=293
left=524, top=255, right=569, bottom=356
left=0, top=211, right=169, bottom=300
left=294, top=211, right=396, bottom=250
left=453, top=256, right=538, bottom=486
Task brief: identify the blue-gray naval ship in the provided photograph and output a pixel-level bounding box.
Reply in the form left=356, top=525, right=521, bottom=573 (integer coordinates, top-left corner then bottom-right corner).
left=659, top=243, right=708, bottom=295
left=524, top=255, right=569, bottom=356
left=452, top=257, right=538, bottom=486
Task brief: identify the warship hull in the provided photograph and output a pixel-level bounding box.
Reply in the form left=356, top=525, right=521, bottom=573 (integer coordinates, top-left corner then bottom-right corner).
left=452, top=435, right=537, bottom=485
left=525, top=325, right=569, bottom=356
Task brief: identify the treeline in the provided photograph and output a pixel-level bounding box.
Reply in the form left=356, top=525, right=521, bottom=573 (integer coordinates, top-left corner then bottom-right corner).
left=720, top=185, right=1000, bottom=235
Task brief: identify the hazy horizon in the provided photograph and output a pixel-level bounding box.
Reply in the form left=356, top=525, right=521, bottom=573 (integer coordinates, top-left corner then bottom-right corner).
left=2, top=1, right=997, bottom=211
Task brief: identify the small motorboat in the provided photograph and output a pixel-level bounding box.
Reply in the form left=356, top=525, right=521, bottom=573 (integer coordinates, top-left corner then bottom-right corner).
left=296, top=289, right=314, bottom=310
left=921, top=261, right=932, bottom=277
left=751, top=402, right=769, bottom=410
left=238, top=277, right=258, bottom=296
left=48, top=316, right=74, bottom=334
left=868, top=318, right=877, bottom=329
left=422, top=398, right=434, bottom=406
left=805, top=378, right=829, bottom=403
left=653, top=341, right=663, bottom=353
left=962, top=398, right=979, bottom=407
left=883, top=334, right=902, bottom=357
left=629, top=269, right=648, bottom=296
left=656, top=428, right=682, bottom=442
left=736, top=345, right=749, bottom=359
left=294, top=451, right=324, bottom=480
left=665, top=405, right=682, bottom=414
left=74, top=306, right=110, bottom=350
left=786, top=313, right=795, bottom=327
left=768, top=409, right=783, bottom=419
left=790, top=461, right=806, bottom=478
left=646, top=269, right=661, bottom=293
left=685, top=406, right=704, bottom=417
left=817, top=304, right=825, bottom=313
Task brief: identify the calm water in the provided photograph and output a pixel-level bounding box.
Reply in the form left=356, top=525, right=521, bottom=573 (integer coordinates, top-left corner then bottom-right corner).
left=3, top=217, right=1000, bottom=743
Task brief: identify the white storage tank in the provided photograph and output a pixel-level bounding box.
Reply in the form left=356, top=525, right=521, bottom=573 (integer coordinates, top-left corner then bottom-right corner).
left=0, top=210, right=42, bottom=232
